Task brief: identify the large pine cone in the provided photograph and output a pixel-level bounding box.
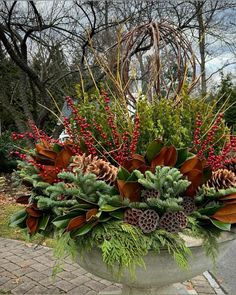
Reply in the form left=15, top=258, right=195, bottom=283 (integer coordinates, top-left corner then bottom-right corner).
left=206, top=169, right=236, bottom=191
left=138, top=209, right=159, bottom=233
left=159, top=211, right=187, bottom=233
left=86, top=158, right=118, bottom=184
left=69, top=154, right=94, bottom=173
left=224, top=159, right=236, bottom=175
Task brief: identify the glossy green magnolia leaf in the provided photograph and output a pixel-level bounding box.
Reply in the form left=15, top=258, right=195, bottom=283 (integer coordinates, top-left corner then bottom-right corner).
left=38, top=215, right=50, bottom=231
left=145, top=140, right=163, bottom=164
left=71, top=222, right=95, bottom=237
left=10, top=209, right=27, bottom=227
left=117, top=167, right=130, bottom=180
left=53, top=144, right=63, bottom=153
left=109, top=209, right=124, bottom=220
left=210, top=219, right=231, bottom=231
left=100, top=204, right=123, bottom=212
left=198, top=205, right=222, bottom=216
left=52, top=211, right=83, bottom=228
left=176, top=148, right=188, bottom=167
left=202, top=167, right=212, bottom=184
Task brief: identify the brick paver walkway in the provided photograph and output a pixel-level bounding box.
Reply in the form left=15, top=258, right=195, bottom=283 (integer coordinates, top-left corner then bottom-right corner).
left=0, top=238, right=225, bottom=294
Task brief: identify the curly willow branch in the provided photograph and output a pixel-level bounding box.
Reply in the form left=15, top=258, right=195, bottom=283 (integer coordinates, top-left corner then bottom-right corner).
left=107, top=21, right=199, bottom=105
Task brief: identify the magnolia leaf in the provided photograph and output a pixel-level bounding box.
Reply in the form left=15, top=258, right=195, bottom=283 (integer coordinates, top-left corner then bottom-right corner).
left=52, top=211, right=84, bottom=228
left=220, top=193, right=236, bottom=201
left=198, top=205, right=222, bottom=216
left=38, top=215, right=50, bottom=231
left=212, top=203, right=236, bottom=216
left=164, top=145, right=177, bottom=166
left=53, top=144, right=63, bottom=153
left=71, top=221, right=97, bottom=237
left=145, top=140, right=163, bottom=163
left=184, top=169, right=203, bottom=196
left=212, top=204, right=236, bottom=223
left=86, top=208, right=98, bottom=221
left=109, top=209, right=124, bottom=220
left=202, top=167, right=212, bottom=184
left=26, top=216, right=39, bottom=234
left=117, top=180, right=141, bottom=202
left=10, top=209, right=27, bottom=227
left=117, top=167, right=130, bottom=180
left=67, top=215, right=86, bottom=231
left=176, top=148, right=188, bottom=167
left=26, top=207, right=42, bottom=218
left=55, top=146, right=74, bottom=168
left=100, top=204, right=123, bottom=212
left=210, top=219, right=231, bottom=231
left=16, top=195, right=30, bottom=204
left=151, top=146, right=168, bottom=168
left=223, top=200, right=236, bottom=205
left=180, top=156, right=203, bottom=174
left=35, top=144, right=57, bottom=160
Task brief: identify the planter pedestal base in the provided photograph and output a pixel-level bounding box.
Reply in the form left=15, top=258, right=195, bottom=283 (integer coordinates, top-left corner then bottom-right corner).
left=100, top=283, right=189, bottom=295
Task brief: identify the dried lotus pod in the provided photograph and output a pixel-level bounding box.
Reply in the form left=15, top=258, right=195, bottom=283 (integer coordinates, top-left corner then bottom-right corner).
left=124, top=208, right=143, bottom=225
left=206, top=169, right=236, bottom=191
left=141, top=189, right=160, bottom=202
left=182, top=196, right=196, bottom=215
left=138, top=209, right=159, bottom=233
left=159, top=211, right=187, bottom=233
left=86, top=158, right=118, bottom=184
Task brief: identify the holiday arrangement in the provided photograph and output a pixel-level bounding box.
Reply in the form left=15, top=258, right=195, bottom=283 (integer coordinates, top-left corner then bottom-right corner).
left=10, top=92, right=236, bottom=276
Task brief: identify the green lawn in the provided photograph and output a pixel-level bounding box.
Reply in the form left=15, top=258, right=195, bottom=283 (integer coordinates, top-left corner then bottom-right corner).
left=0, top=203, right=55, bottom=247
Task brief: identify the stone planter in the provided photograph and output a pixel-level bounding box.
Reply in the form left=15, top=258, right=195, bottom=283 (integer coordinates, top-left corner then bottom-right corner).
left=77, top=232, right=236, bottom=295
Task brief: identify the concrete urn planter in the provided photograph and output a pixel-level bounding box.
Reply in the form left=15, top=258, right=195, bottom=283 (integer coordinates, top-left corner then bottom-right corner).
left=77, top=231, right=236, bottom=295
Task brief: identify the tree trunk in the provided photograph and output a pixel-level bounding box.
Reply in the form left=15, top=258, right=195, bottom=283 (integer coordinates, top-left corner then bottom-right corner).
left=196, top=1, right=207, bottom=96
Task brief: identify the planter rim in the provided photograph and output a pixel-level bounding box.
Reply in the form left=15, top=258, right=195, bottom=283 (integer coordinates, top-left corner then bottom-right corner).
left=180, top=230, right=236, bottom=248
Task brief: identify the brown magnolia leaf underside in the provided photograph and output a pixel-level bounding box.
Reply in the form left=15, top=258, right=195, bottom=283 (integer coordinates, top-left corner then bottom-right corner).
left=117, top=180, right=141, bottom=202
left=180, top=156, right=203, bottom=174
left=67, top=215, right=86, bottom=231
left=86, top=208, right=98, bottom=221
left=26, top=216, right=39, bottom=234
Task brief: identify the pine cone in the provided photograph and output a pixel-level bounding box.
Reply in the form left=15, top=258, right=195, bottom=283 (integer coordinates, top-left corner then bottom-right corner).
left=138, top=209, right=159, bottom=233
left=124, top=208, right=143, bottom=226
left=159, top=211, right=187, bottom=233
left=69, top=154, right=95, bottom=173
left=224, top=159, right=236, bottom=175
left=182, top=196, right=196, bottom=215
left=206, top=169, right=236, bottom=191
left=86, top=159, right=118, bottom=184
left=141, top=189, right=160, bottom=202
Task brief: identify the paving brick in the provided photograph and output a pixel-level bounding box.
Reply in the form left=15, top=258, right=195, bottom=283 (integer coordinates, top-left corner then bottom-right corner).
left=11, top=267, right=34, bottom=277
left=62, top=263, right=77, bottom=272
left=1, top=262, right=20, bottom=272
left=73, top=268, right=87, bottom=276
left=39, top=276, right=61, bottom=287
left=45, top=286, right=63, bottom=294
left=85, top=280, right=107, bottom=292
left=18, top=260, right=35, bottom=268
left=0, top=270, right=17, bottom=279
left=0, top=280, right=21, bottom=292
left=70, top=275, right=91, bottom=285
left=57, top=271, right=77, bottom=281
left=68, top=285, right=91, bottom=294
left=11, top=281, right=37, bottom=294
left=99, top=279, right=113, bottom=286
left=25, top=285, right=48, bottom=294
left=30, top=262, right=48, bottom=272
left=85, top=272, right=101, bottom=281
left=0, top=276, right=10, bottom=285
left=26, top=270, right=47, bottom=281
left=54, top=279, right=76, bottom=292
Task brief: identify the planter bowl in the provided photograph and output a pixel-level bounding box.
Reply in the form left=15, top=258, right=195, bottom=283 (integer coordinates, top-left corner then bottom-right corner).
left=77, top=231, right=236, bottom=294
